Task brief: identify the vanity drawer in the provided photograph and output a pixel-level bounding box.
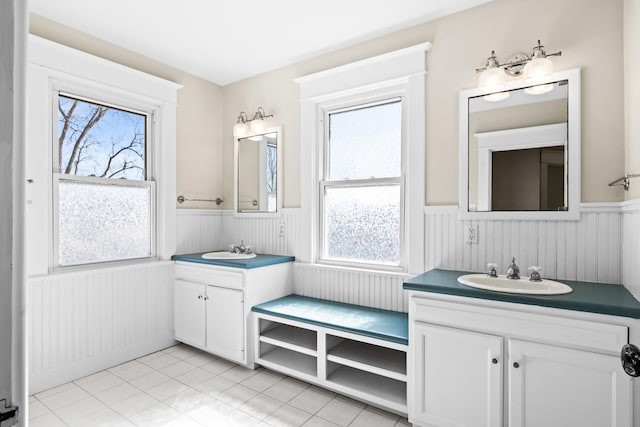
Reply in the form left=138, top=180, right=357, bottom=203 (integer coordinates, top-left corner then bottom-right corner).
left=175, top=263, right=244, bottom=290
left=411, top=296, right=628, bottom=354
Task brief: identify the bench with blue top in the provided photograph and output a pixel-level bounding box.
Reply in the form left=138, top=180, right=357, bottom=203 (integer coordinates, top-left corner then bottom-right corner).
left=252, top=294, right=408, bottom=345
left=251, top=294, right=409, bottom=415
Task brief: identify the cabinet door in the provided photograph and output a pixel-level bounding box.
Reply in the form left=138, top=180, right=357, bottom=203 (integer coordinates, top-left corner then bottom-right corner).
left=175, top=280, right=206, bottom=348
left=411, top=323, right=503, bottom=427
left=508, top=340, right=633, bottom=427
left=205, top=285, right=244, bottom=363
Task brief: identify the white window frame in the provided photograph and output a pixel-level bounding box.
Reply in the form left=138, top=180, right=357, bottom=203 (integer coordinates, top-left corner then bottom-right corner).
left=296, top=42, right=430, bottom=274
left=51, top=89, right=157, bottom=268
left=26, top=35, right=181, bottom=276
left=318, top=95, right=406, bottom=271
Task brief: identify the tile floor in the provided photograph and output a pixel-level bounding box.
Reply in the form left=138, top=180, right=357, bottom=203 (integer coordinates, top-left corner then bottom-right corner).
left=29, top=344, right=411, bottom=427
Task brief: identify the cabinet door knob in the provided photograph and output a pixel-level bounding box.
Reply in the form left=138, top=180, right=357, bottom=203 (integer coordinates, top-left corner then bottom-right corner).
left=197, top=295, right=202, bottom=299
left=491, top=358, right=498, bottom=364
left=513, top=362, right=520, bottom=368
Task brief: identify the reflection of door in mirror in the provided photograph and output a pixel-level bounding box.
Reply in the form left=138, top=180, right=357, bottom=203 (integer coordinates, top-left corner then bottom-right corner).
left=468, top=80, right=568, bottom=212
left=237, top=132, right=277, bottom=212
left=491, top=146, right=565, bottom=211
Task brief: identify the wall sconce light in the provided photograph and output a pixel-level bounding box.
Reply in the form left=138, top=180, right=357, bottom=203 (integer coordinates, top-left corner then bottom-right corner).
left=233, top=107, right=274, bottom=137
left=476, top=40, right=562, bottom=100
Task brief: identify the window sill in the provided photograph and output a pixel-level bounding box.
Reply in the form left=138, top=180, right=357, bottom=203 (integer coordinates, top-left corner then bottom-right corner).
left=293, top=261, right=413, bottom=279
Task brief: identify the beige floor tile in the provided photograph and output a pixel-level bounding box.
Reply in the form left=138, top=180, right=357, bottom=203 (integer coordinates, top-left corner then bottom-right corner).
left=238, top=393, right=283, bottom=420
left=128, top=402, right=182, bottom=427
left=241, top=370, right=283, bottom=392
left=74, top=370, right=124, bottom=395
left=94, top=381, right=141, bottom=406
left=129, top=370, right=171, bottom=391
left=349, top=407, right=400, bottom=427
left=29, top=412, right=66, bottom=427
left=263, top=377, right=309, bottom=403
left=216, top=383, right=259, bottom=408
left=265, top=403, right=313, bottom=427
left=28, top=400, right=51, bottom=419
left=288, top=386, right=333, bottom=414
left=160, top=360, right=199, bottom=378
left=111, top=392, right=162, bottom=418
left=108, top=360, right=155, bottom=381
left=37, top=384, right=91, bottom=410
left=175, top=366, right=216, bottom=386
left=147, top=377, right=191, bottom=401
left=303, top=416, right=341, bottom=427
left=315, top=395, right=365, bottom=426
left=164, top=387, right=214, bottom=414
left=140, top=353, right=181, bottom=370
left=55, top=396, right=108, bottom=424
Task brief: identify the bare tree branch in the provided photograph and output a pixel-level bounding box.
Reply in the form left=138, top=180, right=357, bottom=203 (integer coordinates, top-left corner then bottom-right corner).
left=58, top=99, right=78, bottom=169
left=98, top=133, right=143, bottom=178
left=63, top=105, right=107, bottom=174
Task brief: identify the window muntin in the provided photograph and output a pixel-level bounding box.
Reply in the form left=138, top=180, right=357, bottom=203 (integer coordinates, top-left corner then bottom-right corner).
left=321, top=99, right=403, bottom=268
left=53, top=92, right=154, bottom=268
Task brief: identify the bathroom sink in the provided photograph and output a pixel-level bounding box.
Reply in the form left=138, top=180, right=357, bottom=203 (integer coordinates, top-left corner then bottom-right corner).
left=457, top=274, right=572, bottom=295
left=201, top=251, right=257, bottom=260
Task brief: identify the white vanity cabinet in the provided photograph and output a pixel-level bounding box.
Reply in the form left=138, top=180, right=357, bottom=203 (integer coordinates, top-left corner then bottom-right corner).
left=409, top=294, right=635, bottom=427
left=174, top=259, right=292, bottom=366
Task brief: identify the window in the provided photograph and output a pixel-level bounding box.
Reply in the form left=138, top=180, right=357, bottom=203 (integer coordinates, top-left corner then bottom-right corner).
left=320, top=99, right=403, bottom=267
left=53, top=93, right=154, bottom=267
left=297, top=42, right=428, bottom=273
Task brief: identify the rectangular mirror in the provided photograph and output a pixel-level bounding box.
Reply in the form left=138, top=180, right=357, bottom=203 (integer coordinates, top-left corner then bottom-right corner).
left=459, top=68, right=581, bottom=220
left=234, top=126, right=283, bottom=214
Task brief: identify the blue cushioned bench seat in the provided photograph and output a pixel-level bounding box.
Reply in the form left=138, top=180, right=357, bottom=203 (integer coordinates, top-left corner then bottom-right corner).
left=252, top=294, right=408, bottom=345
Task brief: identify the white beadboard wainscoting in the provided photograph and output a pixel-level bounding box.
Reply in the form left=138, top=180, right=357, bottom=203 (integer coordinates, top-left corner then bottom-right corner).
left=28, top=261, right=175, bottom=393
left=424, top=204, right=624, bottom=285
left=293, top=263, right=411, bottom=312
left=175, top=202, right=640, bottom=313
left=176, top=209, right=301, bottom=256
left=622, top=200, right=640, bottom=300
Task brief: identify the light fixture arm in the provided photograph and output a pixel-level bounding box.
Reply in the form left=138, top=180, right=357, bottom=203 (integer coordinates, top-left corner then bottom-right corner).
left=252, top=106, right=274, bottom=121
left=475, top=40, right=561, bottom=75
left=233, top=107, right=274, bottom=137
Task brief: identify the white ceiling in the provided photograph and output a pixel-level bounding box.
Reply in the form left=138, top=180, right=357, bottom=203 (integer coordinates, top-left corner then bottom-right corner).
left=29, top=0, right=490, bottom=86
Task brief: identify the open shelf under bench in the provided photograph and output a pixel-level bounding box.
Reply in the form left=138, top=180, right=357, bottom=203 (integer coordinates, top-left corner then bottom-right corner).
left=252, top=295, right=409, bottom=415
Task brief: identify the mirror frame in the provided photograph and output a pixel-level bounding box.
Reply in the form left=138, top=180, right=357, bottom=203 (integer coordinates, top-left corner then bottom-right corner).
left=234, top=125, right=283, bottom=215
left=459, top=67, right=581, bottom=220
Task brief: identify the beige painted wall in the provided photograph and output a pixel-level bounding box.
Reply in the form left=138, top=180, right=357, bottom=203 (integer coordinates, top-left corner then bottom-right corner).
left=624, top=0, right=640, bottom=200
left=223, top=0, right=625, bottom=207
left=29, top=15, right=225, bottom=210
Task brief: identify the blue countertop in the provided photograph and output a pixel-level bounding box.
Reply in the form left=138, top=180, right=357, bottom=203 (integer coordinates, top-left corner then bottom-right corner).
left=172, top=252, right=295, bottom=269
left=252, top=294, right=408, bottom=345
left=403, top=269, right=640, bottom=319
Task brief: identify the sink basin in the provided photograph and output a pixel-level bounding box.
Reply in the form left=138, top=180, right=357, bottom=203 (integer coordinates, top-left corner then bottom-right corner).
left=201, top=251, right=257, bottom=260
left=457, top=274, right=572, bottom=295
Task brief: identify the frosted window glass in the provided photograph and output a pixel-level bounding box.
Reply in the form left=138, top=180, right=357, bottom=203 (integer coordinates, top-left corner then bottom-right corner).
left=58, top=180, right=152, bottom=266
left=324, top=185, right=400, bottom=265
left=328, top=101, right=401, bottom=180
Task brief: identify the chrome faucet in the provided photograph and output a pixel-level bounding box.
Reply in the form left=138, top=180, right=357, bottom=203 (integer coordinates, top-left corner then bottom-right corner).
left=487, top=263, right=498, bottom=277
left=230, top=240, right=252, bottom=254
left=506, top=257, right=520, bottom=280
left=529, top=266, right=542, bottom=282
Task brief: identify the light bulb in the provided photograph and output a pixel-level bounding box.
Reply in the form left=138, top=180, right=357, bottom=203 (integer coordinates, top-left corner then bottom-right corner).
left=250, top=118, right=265, bottom=134
left=523, top=56, right=553, bottom=85
left=478, top=66, right=506, bottom=93
left=233, top=122, right=248, bottom=138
